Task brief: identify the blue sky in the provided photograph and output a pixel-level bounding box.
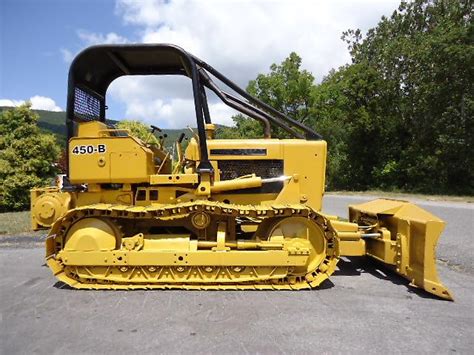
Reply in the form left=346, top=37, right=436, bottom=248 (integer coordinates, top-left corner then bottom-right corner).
left=1, top=0, right=127, bottom=115
left=1, top=0, right=400, bottom=128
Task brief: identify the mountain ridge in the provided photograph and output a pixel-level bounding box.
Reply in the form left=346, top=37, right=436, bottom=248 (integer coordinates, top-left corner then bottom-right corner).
left=0, top=106, right=197, bottom=148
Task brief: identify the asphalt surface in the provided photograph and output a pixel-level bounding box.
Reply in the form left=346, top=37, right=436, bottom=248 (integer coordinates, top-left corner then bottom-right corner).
left=1, top=194, right=473, bottom=354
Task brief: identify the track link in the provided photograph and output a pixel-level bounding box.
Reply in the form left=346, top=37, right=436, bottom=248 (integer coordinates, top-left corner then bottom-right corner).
left=46, top=200, right=339, bottom=290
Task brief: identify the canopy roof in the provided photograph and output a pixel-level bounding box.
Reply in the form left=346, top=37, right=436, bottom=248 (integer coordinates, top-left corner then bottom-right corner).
left=67, top=44, right=321, bottom=145
left=70, top=44, right=194, bottom=97
left=65, top=43, right=323, bottom=175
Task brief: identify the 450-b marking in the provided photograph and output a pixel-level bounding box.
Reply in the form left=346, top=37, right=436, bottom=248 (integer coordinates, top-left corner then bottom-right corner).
left=72, top=144, right=106, bottom=155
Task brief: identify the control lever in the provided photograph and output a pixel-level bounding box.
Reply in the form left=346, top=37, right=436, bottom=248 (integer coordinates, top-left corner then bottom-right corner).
left=150, top=125, right=162, bottom=133
left=145, top=125, right=162, bottom=145
left=173, top=132, right=187, bottom=174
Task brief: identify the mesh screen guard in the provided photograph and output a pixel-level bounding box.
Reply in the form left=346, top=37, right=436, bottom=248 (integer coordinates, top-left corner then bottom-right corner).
left=73, top=87, right=103, bottom=122
left=218, top=160, right=284, bottom=180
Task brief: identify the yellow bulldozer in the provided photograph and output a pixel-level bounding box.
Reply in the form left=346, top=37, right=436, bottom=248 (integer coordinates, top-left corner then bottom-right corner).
left=31, top=44, right=452, bottom=300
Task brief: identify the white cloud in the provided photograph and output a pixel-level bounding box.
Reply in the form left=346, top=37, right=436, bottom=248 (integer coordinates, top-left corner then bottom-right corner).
left=63, top=0, right=400, bottom=128
left=107, top=76, right=194, bottom=127
left=60, top=48, right=74, bottom=63
left=0, top=96, right=62, bottom=111
left=115, top=0, right=164, bottom=27
left=59, top=30, right=130, bottom=63
left=118, top=97, right=236, bottom=128
left=77, top=29, right=129, bottom=46
left=116, top=0, right=399, bottom=82
left=208, top=102, right=237, bottom=127
left=107, top=75, right=238, bottom=127
left=124, top=98, right=196, bottom=128
left=30, top=96, right=62, bottom=111
left=111, top=0, right=399, bottom=127
left=0, top=98, right=24, bottom=107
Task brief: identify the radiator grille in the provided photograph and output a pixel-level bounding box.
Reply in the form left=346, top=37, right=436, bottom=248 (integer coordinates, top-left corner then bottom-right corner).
left=218, top=160, right=284, bottom=180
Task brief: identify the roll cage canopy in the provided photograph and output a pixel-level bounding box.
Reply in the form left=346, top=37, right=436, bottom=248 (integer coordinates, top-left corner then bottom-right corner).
left=67, top=44, right=322, bottom=173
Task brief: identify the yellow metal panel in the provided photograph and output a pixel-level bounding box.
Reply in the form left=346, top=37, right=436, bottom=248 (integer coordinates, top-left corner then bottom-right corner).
left=59, top=250, right=309, bottom=266
left=366, top=238, right=397, bottom=263
left=213, top=193, right=279, bottom=206
left=149, top=174, right=198, bottom=185
left=76, top=121, right=108, bottom=137
left=69, top=136, right=154, bottom=184
left=204, top=139, right=327, bottom=211
left=349, top=199, right=444, bottom=223
left=143, top=237, right=190, bottom=251
left=282, top=140, right=326, bottom=211
left=76, top=190, right=133, bottom=206
left=339, top=240, right=366, bottom=256
left=110, top=151, right=149, bottom=183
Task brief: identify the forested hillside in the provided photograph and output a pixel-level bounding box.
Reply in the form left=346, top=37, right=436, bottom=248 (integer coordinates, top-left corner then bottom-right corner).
left=0, top=107, right=190, bottom=149
left=0, top=107, right=67, bottom=146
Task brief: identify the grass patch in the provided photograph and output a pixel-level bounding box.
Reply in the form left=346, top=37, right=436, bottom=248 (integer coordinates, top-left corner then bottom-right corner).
left=0, top=211, right=32, bottom=235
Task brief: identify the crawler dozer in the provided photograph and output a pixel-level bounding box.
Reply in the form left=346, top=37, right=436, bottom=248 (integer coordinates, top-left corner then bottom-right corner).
left=31, top=44, right=452, bottom=300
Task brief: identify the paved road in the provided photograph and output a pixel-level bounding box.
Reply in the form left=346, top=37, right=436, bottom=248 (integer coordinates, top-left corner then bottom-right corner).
left=1, top=195, right=473, bottom=354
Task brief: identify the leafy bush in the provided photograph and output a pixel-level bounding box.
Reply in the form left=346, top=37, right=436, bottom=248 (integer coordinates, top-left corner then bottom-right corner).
left=0, top=105, right=60, bottom=211
left=116, top=120, right=160, bottom=144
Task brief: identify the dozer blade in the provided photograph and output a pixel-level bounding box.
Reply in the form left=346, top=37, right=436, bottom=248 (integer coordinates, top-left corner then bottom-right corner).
left=349, top=199, right=453, bottom=300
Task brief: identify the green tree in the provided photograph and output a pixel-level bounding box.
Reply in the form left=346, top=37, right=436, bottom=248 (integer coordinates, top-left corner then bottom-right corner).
left=248, top=52, right=315, bottom=125
left=316, top=0, right=473, bottom=193
left=0, top=105, right=60, bottom=211
left=116, top=120, right=160, bottom=145
left=216, top=114, right=264, bottom=139
left=220, top=0, right=473, bottom=195
left=311, top=62, right=404, bottom=190
left=217, top=52, right=316, bottom=139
